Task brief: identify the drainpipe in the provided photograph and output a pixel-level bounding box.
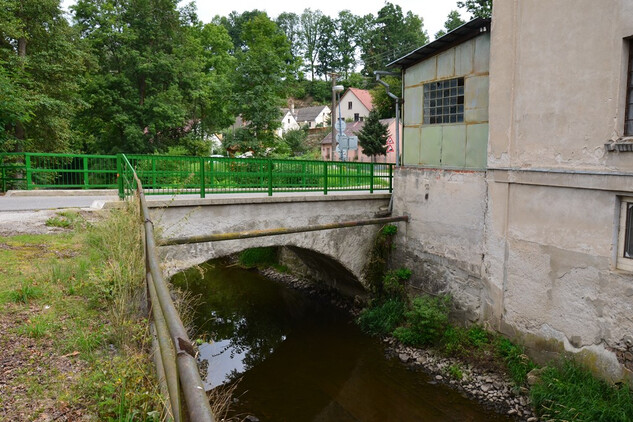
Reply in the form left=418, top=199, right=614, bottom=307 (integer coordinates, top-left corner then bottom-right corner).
left=374, top=71, right=401, bottom=167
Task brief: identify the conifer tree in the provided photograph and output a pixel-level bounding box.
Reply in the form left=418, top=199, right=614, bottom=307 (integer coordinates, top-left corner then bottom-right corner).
left=357, top=110, right=388, bottom=161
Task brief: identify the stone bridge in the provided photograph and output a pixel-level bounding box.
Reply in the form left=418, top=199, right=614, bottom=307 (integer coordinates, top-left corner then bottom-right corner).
left=150, top=192, right=396, bottom=297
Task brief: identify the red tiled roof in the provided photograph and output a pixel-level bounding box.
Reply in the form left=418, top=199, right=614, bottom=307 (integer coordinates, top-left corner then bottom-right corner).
left=347, top=88, right=374, bottom=112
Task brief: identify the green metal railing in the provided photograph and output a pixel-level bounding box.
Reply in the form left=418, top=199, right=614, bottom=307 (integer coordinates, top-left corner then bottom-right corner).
left=1, top=152, right=394, bottom=197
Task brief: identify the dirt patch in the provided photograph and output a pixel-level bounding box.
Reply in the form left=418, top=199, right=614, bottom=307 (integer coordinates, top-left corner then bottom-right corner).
left=0, top=304, right=90, bottom=421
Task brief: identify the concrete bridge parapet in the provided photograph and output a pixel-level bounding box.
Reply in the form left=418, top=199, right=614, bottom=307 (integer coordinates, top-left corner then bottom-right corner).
left=150, top=192, right=394, bottom=296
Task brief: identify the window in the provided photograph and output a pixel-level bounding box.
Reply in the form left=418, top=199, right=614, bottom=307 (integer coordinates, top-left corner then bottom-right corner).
left=626, top=39, right=633, bottom=135
left=618, top=197, right=633, bottom=271
left=348, top=101, right=353, bottom=110
left=354, top=113, right=360, bottom=122
left=423, top=77, right=465, bottom=124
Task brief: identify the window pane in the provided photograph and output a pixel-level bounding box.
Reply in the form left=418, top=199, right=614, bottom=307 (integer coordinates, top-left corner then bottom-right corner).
left=422, top=77, right=465, bottom=125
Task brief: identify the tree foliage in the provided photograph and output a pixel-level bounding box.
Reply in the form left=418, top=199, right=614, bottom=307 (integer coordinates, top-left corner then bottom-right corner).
left=0, top=0, right=87, bottom=152
left=370, top=75, right=401, bottom=119
left=357, top=109, right=388, bottom=160
left=435, top=10, right=466, bottom=39
left=457, top=0, right=493, bottom=19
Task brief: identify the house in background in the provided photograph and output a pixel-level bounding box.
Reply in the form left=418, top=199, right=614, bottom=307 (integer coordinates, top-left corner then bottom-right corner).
left=293, top=104, right=331, bottom=128
left=334, top=88, right=374, bottom=123
left=320, top=118, right=402, bottom=163
left=277, top=109, right=300, bottom=137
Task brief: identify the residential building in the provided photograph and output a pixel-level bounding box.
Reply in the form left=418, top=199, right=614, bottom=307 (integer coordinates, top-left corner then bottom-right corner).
left=334, top=88, right=373, bottom=123
left=388, top=2, right=633, bottom=384
left=320, top=118, right=402, bottom=163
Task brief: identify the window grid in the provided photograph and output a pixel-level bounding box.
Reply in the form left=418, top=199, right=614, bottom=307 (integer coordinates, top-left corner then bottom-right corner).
left=423, top=78, right=465, bottom=125
left=626, top=39, right=633, bottom=135
left=348, top=101, right=353, bottom=110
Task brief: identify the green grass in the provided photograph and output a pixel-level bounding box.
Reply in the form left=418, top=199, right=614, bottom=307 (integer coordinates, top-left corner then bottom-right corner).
left=9, top=280, right=42, bottom=303
left=393, top=295, right=451, bottom=347
left=531, top=360, right=633, bottom=422
left=45, top=210, right=82, bottom=229
left=0, top=203, right=161, bottom=419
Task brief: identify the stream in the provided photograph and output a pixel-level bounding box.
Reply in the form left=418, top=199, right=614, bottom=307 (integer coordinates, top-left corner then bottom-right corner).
left=171, top=259, right=510, bottom=422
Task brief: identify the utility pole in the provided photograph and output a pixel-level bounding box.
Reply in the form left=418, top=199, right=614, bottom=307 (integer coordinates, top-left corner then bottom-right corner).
left=330, top=73, right=337, bottom=161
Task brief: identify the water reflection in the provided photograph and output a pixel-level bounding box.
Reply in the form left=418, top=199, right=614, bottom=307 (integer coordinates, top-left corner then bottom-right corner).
left=171, top=260, right=510, bottom=422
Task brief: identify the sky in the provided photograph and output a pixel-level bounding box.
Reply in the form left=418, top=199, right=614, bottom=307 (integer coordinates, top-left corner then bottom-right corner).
left=61, top=0, right=472, bottom=41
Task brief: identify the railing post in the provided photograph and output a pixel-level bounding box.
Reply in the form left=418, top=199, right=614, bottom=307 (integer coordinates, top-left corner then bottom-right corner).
left=209, top=159, right=214, bottom=192
left=83, top=156, right=89, bottom=189
left=152, top=156, right=157, bottom=190
left=117, top=154, right=124, bottom=199
left=200, top=157, right=206, bottom=198
left=389, top=164, right=393, bottom=193
left=370, top=163, right=374, bottom=194
left=323, top=161, right=328, bottom=195
left=25, top=154, right=32, bottom=190
left=267, top=159, right=273, bottom=196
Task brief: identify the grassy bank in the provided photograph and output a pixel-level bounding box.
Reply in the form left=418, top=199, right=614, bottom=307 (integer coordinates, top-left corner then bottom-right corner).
left=357, top=224, right=633, bottom=422
left=0, top=205, right=160, bottom=420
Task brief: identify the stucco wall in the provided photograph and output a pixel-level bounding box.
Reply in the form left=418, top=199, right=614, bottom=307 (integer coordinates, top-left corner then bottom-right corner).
left=403, top=33, right=490, bottom=169
left=488, top=0, right=633, bottom=171
left=335, top=91, right=371, bottom=122
left=392, top=167, right=488, bottom=321
left=484, top=0, right=633, bottom=382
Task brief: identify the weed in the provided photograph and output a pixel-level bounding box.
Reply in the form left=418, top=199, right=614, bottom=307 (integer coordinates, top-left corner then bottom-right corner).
left=381, top=268, right=411, bottom=299
left=10, top=281, right=42, bottom=303
left=494, top=337, right=537, bottom=386
left=358, top=298, right=406, bottom=336
left=45, top=211, right=81, bottom=229
left=447, top=363, right=464, bottom=380
left=393, top=294, right=451, bottom=347
left=530, top=359, right=633, bottom=422
left=381, top=224, right=398, bottom=236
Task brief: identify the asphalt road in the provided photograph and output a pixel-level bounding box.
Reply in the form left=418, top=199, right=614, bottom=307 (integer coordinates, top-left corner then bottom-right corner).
left=0, top=195, right=119, bottom=211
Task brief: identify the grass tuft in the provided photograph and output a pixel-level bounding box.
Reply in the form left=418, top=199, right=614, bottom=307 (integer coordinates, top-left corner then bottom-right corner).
left=10, top=280, right=42, bottom=303
left=530, top=359, right=633, bottom=422
left=358, top=298, right=406, bottom=336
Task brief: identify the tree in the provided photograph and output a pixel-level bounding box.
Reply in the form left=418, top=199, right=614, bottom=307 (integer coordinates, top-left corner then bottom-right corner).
left=457, top=0, right=493, bottom=19
left=73, top=0, right=210, bottom=154
left=357, top=109, right=388, bottom=161
left=359, top=3, right=428, bottom=75
left=315, top=15, right=336, bottom=79
left=435, top=10, right=466, bottom=39
left=300, top=9, right=328, bottom=80
left=0, top=0, right=87, bottom=152
left=370, top=75, right=401, bottom=119
left=332, top=10, right=360, bottom=79
left=276, top=12, right=302, bottom=65
left=233, top=14, right=295, bottom=151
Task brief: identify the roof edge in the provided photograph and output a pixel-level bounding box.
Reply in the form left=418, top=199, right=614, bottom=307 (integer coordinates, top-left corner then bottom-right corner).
left=387, top=17, right=491, bottom=69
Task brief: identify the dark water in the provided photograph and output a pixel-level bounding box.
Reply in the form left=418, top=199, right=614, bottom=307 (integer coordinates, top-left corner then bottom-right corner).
left=171, top=261, right=510, bottom=422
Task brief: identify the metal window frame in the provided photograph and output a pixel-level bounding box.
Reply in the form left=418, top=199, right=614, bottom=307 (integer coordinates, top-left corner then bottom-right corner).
left=423, top=77, right=465, bottom=125
left=617, top=197, right=633, bottom=271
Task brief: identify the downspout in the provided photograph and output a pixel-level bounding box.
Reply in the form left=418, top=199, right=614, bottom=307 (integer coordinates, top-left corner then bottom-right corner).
left=374, top=70, right=401, bottom=214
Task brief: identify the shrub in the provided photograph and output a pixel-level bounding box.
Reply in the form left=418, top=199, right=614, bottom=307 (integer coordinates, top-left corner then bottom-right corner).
left=382, top=268, right=411, bottom=299
left=393, top=295, right=451, bottom=346
left=357, top=298, right=406, bottom=336
left=530, top=360, right=633, bottom=422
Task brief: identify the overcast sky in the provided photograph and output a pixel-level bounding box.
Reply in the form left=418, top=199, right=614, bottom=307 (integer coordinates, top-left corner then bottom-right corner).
left=61, top=0, right=472, bottom=41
